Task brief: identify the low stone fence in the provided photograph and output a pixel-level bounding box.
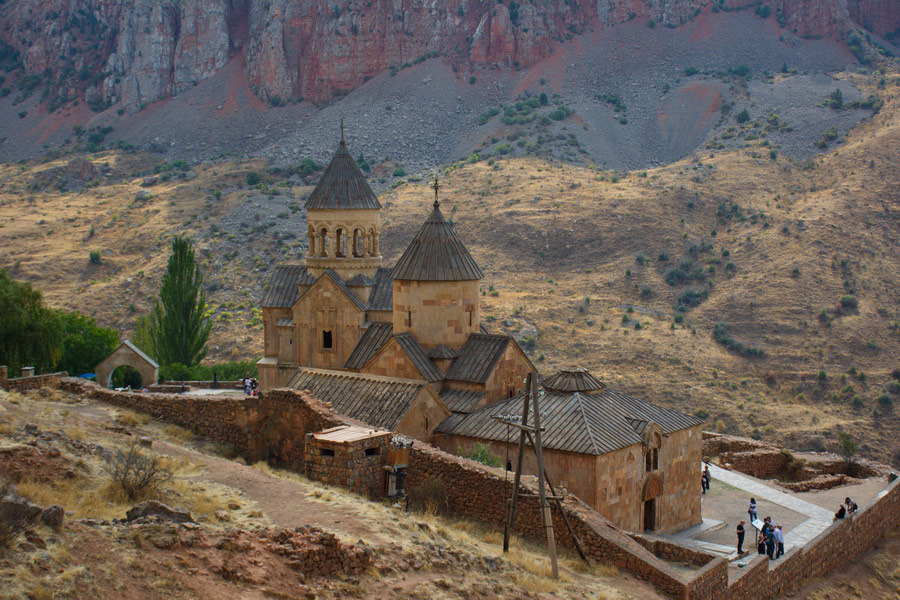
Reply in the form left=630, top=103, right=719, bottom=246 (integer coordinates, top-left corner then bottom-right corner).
left=0, top=372, right=68, bottom=392
left=719, top=449, right=789, bottom=479
left=30, top=378, right=900, bottom=600
left=729, top=475, right=900, bottom=600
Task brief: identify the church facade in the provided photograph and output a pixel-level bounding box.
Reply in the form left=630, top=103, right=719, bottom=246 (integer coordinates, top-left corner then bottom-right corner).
left=258, top=135, right=701, bottom=533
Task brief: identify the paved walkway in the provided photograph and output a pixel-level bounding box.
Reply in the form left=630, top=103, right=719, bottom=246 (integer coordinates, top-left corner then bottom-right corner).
left=706, top=464, right=834, bottom=549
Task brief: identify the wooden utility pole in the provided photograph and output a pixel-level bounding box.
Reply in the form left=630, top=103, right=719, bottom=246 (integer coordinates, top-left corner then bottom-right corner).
left=498, top=372, right=565, bottom=578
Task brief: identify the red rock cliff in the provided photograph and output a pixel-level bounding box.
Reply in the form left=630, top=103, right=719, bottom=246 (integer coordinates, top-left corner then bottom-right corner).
left=0, top=0, right=895, bottom=112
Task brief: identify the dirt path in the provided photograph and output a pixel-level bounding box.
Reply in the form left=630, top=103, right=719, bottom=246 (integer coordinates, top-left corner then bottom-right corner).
left=61, top=400, right=389, bottom=542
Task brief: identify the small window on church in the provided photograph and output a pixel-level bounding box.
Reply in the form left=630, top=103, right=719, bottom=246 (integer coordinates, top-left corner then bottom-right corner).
left=322, top=330, right=333, bottom=349
left=469, top=311, right=473, bottom=327
left=408, top=310, right=412, bottom=327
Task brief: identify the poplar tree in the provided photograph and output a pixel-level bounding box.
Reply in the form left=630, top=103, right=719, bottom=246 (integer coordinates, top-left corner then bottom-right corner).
left=147, top=237, right=211, bottom=367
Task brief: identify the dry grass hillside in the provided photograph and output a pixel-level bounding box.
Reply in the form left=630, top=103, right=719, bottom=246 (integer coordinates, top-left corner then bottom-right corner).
left=0, top=70, right=897, bottom=463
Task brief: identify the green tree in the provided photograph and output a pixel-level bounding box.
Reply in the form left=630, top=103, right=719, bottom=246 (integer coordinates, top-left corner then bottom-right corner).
left=0, top=270, right=62, bottom=374
left=146, top=237, right=212, bottom=367
left=837, top=432, right=857, bottom=468
left=55, top=310, right=119, bottom=376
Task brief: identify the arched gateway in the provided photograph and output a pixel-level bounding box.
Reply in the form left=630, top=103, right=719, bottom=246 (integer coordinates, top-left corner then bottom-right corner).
left=95, top=340, right=159, bottom=389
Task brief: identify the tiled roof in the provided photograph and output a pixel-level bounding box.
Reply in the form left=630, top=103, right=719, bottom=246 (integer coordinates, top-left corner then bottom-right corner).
left=444, top=334, right=511, bottom=384
left=436, top=387, right=703, bottom=456
left=439, top=389, right=484, bottom=413
left=389, top=201, right=484, bottom=281
left=262, top=265, right=315, bottom=307
left=393, top=334, right=443, bottom=382
left=275, top=318, right=293, bottom=327
left=344, top=323, right=393, bottom=370
left=121, top=340, right=159, bottom=369
left=542, top=368, right=606, bottom=393
left=286, top=369, right=426, bottom=431
left=304, top=140, right=381, bottom=210
left=367, top=267, right=393, bottom=311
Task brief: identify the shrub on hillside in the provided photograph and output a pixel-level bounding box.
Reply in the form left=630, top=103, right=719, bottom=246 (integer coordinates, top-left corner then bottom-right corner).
left=246, top=171, right=261, bottom=186
left=713, top=322, right=765, bottom=358
left=735, top=109, right=750, bottom=123
left=89, top=251, right=102, bottom=265
left=103, top=444, right=173, bottom=502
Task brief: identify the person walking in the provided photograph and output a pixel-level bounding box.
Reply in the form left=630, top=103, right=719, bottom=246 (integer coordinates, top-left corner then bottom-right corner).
left=736, top=520, right=746, bottom=554
left=748, top=498, right=757, bottom=522
left=701, top=466, right=711, bottom=494
left=774, top=525, right=784, bottom=558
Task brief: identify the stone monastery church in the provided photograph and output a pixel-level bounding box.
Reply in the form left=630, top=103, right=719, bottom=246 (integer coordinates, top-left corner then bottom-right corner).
left=259, top=135, right=702, bottom=534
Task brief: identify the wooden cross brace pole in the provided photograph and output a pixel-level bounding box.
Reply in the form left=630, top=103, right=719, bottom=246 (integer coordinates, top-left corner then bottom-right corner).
left=530, top=372, right=559, bottom=579
left=503, top=373, right=530, bottom=553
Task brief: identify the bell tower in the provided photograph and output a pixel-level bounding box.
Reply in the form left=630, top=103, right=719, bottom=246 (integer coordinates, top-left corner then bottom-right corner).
left=304, top=124, right=382, bottom=280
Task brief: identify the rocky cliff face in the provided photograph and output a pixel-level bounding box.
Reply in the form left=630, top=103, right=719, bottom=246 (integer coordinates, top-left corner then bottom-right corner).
left=0, top=0, right=895, bottom=113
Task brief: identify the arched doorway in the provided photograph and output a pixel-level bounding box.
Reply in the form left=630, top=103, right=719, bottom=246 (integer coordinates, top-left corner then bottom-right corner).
left=111, top=365, right=143, bottom=389
left=95, top=340, right=159, bottom=389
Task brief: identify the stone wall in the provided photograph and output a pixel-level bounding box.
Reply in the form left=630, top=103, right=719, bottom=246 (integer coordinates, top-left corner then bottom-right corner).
left=0, top=372, right=68, bottom=392
left=35, top=378, right=900, bottom=600
left=728, top=475, right=900, bottom=600
left=719, top=449, right=789, bottom=479
left=392, top=279, right=480, bottom=349
left=304, top=430, right=391, bottom=497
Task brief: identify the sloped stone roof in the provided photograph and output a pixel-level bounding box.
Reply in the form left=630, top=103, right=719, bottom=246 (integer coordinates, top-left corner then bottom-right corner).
left=542, top=368, right=606, bottom=393
left=389, top=201, right=483, bottom=281
left=304, top=139, right=381, bottom=211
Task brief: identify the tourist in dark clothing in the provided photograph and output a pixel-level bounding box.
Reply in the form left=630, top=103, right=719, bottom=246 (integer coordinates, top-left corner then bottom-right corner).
left=701, top=466, right=710, bottom=493
left=757, top=534, right=766, bottom=555
left=834, top=505, right=846, bottom=520
left=736, top=520, right=745, bottom=554
left=765, top=526, right=776, bottom=559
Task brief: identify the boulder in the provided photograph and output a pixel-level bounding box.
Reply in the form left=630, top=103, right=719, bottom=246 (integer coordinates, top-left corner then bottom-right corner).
left=138, top=436, right=153, bottom=448
left=125, top=500, right=193, bottom=524
left=134, top=190, right=153, bottom=201
left=0, top=488, right=42, bottom=525
left=41, top=505, right=65, bottom=529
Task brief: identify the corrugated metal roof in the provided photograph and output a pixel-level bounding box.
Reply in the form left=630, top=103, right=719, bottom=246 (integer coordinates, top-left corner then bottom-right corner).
left=427, top=345, right=459, bottom=359
left=262, top=265, right=315, bottom=307
left=389, top=201, right=484, bottom=281
left=367, top=267, right=393, bottom=311
left=304, top=140, right=381, bottom=210
left=312, top=425, right=391, bottom=443
left=286, top=368, right=425, bottom=431
left=440, top=389, right=484, bottom=413
left=394, top=334, right=444, bottom=382
left=543, top=368, right=606, bottom=393
left=344, top=322, right=393, bottom=370
left=275, top=318, right=293, bottom=327
left=445, top=334, right=510, bottom=384
left=436, top=387, right=702, bottom=456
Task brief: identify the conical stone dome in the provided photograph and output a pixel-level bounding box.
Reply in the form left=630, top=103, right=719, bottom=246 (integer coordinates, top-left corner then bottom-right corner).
left=304, top=139, right=381, bottom=210
left=390, top=201, right=484, bottom=281
left=542, top=368, right=606, bottom=394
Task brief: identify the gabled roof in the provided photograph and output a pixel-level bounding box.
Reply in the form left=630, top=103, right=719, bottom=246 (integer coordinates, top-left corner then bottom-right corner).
left=367, top=267, right=393, bottom=311
left=286, top=369, right=427, bottom=431
left=445, top=333, right=511, bottom=384
left=436, top=387, right=702, bottom=456
left=262, top=265, right=315, bottom=308
left=346, top=274, right=376, bottom=286
left=389, top=201, right=484, bottom=281
left=440, top=389, right=484, bottom=413
left=295, top=270, right=367, bottom=312
left=121, top=340, right=159, bottom=369
left=304, top=139, right=381, bottom=210
left=427, top=345, right=459, bottom=359
left=344, top=322, right=393, bottom=370
left=543, top=368, right=606, bottom=393
left=275, top=318, right=293, bottom=327
left=393, top=334, right=444, bottom=382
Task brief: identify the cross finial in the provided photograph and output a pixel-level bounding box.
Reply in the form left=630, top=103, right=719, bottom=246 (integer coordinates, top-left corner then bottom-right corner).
left=340, top=118, right=345, bottom=144
left=432, top=175, right=440, bottom=209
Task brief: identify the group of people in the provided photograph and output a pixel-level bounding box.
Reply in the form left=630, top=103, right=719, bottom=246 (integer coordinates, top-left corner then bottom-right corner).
left=834, top=496, right=859, bottom=520
left=242, top=377, right=259, bottom=396
left=736, top=498, right=784, bottom=560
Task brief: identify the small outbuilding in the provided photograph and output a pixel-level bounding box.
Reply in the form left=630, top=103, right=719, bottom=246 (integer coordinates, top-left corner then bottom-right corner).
left=95, top=340, right=159, bottom=389
left=304, top=425, right=392, bottom=496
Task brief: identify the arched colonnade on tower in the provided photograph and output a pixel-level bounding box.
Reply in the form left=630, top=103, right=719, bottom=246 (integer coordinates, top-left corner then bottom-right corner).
left=307, top=225, right=379, bottom=258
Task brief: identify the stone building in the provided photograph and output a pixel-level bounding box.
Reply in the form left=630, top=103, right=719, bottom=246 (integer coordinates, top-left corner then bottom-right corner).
left=258, top=135, right=534, bottom=439
left=259, top=134, right=702, bottom=533
left=435, top=368, right=703, bottom=534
